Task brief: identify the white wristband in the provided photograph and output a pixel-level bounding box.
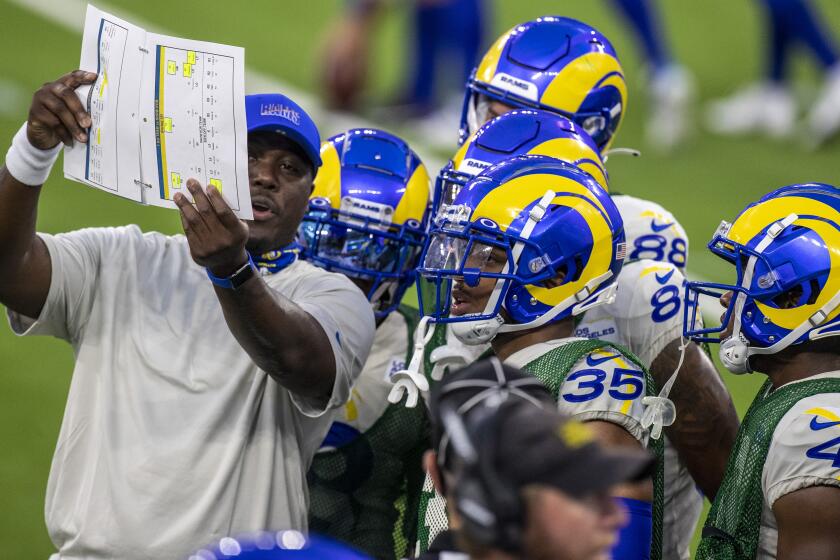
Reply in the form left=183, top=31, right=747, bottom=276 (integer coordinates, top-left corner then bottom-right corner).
left=4, top=122, right=63, bottom=186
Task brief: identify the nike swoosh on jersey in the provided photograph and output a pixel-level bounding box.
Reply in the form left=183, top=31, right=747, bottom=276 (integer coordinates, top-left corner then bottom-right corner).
left=655, top=269, right=675, bottom=285
left=650, top=220, right=675, bottom=232
left=810, top=417, right=840, bottom=431
left=586, top=351, right=620, bottom=366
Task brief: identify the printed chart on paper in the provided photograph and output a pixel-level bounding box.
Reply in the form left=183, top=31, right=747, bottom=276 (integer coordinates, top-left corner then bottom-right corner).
left=152, top=47, right=242, bottom=211
left=85, top=18, right=129, bottom=190
left=64, top=4, right=251, bottom=218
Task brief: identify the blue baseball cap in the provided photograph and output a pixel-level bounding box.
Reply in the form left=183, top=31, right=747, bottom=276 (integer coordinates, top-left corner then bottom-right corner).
left=246, top=93, right=322, bottom=170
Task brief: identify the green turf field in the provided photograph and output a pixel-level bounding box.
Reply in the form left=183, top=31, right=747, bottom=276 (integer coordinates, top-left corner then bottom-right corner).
left=0, top=0, right=838, bottom=556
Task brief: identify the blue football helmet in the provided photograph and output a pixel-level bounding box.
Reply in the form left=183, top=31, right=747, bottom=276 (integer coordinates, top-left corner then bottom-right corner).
left=684, top=183, right=840, bottom=373
left=299, top=129, right=431, bottom=318
left=190, top=531, right=371, bottom=559
left=418, top=154, right=626, bottom=345
left=436, top=108, right=608, bottom=214
left=459, top=16, right=627, bottom=151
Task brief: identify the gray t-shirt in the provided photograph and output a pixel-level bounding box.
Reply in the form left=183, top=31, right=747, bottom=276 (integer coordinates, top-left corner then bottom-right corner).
left=6, top=225, right=375, bottom=560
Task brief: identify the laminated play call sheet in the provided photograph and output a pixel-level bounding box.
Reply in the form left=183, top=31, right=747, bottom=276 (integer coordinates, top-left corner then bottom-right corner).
left=64, top=4, right=252, bottom=219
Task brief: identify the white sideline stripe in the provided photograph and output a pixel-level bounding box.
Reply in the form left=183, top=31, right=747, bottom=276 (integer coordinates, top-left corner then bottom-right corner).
left=11, top=0, right=723, bottom=322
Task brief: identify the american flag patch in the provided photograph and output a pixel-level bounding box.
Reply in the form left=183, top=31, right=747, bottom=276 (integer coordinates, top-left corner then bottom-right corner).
left=616, top=242, right=627, bottom=261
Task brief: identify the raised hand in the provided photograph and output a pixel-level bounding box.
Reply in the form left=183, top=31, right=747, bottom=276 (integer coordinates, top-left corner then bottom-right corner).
left=174, top=179, right=250, bottom=277
left=27, top=70, right=97, bottom=149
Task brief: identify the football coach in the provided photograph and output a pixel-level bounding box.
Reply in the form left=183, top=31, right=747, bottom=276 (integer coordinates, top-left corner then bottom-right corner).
left=0, top=70, right=375, bottom=559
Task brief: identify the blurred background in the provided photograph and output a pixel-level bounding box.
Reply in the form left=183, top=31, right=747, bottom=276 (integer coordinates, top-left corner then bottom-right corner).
left=0, top=0, right=838, bottom=557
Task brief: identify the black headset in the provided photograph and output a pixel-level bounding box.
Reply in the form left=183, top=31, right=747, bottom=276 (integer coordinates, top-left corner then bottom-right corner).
left=446, top=400, right=525, bottom=553
left=435, top=355, right=553, bottom=553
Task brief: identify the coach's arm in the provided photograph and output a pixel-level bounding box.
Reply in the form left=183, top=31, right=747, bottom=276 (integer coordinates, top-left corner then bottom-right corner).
left=0, top=71, right=97, bottom=319
left=173, top=181, right=346, bottom=409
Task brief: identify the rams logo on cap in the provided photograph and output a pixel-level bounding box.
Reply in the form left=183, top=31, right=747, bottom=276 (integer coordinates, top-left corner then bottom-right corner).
left=557, top=420, right=595, bottom=448
left=259, top=103, right=301, bottom=125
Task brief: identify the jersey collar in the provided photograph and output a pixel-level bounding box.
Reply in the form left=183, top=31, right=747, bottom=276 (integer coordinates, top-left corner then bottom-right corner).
left=251, top=242, right=302, bottom=275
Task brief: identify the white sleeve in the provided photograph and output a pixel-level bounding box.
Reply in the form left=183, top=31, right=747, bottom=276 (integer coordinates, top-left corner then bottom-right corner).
left=763, top=393, right=840, bottom=509
left=557, top=347, right=649, bottom=443
left=283, top=269, right=375, bottom=418
left=601, top=260, right=686, bottom=367
left=6, top=227, right=124, bottom=345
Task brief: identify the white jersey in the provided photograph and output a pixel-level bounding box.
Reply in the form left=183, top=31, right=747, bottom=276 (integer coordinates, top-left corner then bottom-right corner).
left=614, top=194, right=689, bottom=272
left=6, top=225, right=375, bottom=560
left=506, top=338, right=650, bottom=440
left=575, top=259, right=685, bottom=371
left=318, top=310, right=408, bottom=448
left=757, top=372, right=840, bottom=559
left=575, top=259, right=703, bottom=559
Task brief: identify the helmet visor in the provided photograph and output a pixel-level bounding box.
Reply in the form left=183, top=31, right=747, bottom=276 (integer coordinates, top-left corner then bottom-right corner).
left=421, top=233, right=506, bottom=276
left=416, top=229, right=513, bottom=322
left=438, top=175, right=469, bottom=210
left=301, top=216, right=419, bottom=277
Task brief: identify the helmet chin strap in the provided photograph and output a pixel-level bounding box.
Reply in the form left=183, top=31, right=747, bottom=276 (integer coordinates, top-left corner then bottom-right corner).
left=720, top=265, right=759, bottom=375
left=716, top=213, right=833, bottom=374
left=388, top=315, right=436, bottom=408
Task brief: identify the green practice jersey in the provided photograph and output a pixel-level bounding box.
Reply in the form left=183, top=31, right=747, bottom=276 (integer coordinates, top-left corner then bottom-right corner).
left=308, top=306, right=431, bottom=560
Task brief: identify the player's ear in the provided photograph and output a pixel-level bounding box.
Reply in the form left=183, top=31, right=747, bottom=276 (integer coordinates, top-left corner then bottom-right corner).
left=544, top=268, right=566, bottom=289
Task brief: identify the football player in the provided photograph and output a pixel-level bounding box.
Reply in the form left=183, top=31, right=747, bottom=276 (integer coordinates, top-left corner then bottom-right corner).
left=457, top=16, right=625, bottom=152
left=422, top=107, right=737, bottom=558
left=705, top=0, right=840, bottom=146
left=415, top=154, right=664, bottom=559
left=611, top=0, right=695, bottom=151
left=409, top=111, right=612, bottom=554
left=685, top=183, right=840, bottom=560
left=299, top=128, right=431, bottom=559
left=453, top=3, right=739, bottom=501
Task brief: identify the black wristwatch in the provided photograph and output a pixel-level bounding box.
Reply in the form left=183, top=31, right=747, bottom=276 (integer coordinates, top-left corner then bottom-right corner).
left=205, top=255, right=257, bottom=290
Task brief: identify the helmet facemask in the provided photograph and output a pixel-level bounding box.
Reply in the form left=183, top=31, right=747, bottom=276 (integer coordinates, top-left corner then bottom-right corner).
left=300, top=200, right=426, bottom=318
left=433, top=167, right=474, bottom=216
left=685, top=215, right=840, bottom=373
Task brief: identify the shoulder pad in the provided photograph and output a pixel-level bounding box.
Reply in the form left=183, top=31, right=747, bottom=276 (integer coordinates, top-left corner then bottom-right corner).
left=614, top=195, right=689, bottom=270
left=764, top=392, right=840, bottom=507
left=605, top=260, right=685, bottom=321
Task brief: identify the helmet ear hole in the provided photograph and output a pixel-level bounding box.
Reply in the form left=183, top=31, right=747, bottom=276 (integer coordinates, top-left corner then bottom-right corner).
left=772, top=285, right=803, bottom=309
left=543, top=265, right=567, bottom=289
left=770, top=280, right=822, bottom=309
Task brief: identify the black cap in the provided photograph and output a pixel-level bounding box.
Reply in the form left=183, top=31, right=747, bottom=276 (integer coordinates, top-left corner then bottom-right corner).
left=490, top=401, right=656, bottom=499
left=430, top=358, right=655, bottom=499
